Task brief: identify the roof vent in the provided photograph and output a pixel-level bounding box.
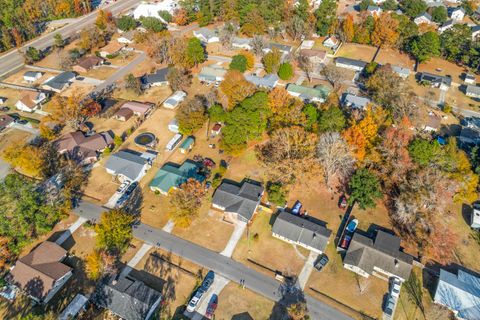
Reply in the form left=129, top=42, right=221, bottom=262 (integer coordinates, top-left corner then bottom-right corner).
left=313, top=233, right=316, bottom=239
left=394, top=259, right=399, bottom=268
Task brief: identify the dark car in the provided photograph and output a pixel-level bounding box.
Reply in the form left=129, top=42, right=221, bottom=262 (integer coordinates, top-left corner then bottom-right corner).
left=0, top=106, right=9, bottom=112
left=16, top=119, right=28, bottom=125
left=314, top=254, right=329, bottom=271
left=202, top=271, right=215, bottom=290
left=116, top=181, right=138, bottom=207
left=205, top=294, right=218, bottom=319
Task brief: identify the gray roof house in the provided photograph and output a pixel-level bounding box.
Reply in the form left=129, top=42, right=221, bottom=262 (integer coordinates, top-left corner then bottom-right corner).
left=272, top=211, right=332, bottom=254
left=392, top=65, right=411, bottom=78
left=141, top=67, right=169, bottom=88
left=466, top=85, right=480, bottom=99
left=419, top=72, right=452, bottom=90
left=43, top=71, right=76, bottom=92
left=193, top=27, right=220, bottom=43
left=263, top=43, right=293, bottom=55
left=245, top=73, right=279, bottom=89
left=105, top=150, right=156, bottom=182
left=434, top=268, right=480, bottom=320
left=342, top=93, right=371, bottom=109
left=343, top=230, right=413, bottom=282
left=95, top=274, right=162, bottom=320
left=459, top=126, right=480, bottom=145
left=198, top=64, right=227, bottom=82
left=335, top=57, right=367, bottom=71
left=232, top=37, right=253, bottom=50
left=212, top=180, right=264, bottom=223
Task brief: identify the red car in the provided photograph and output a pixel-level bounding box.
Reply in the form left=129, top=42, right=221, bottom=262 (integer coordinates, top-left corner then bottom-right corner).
left=205, top=294, right=218, bottom=319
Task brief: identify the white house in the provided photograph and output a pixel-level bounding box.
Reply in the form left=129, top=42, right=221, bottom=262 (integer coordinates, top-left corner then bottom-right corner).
left=193, top=28, right=220, bottom=43
left=15, top=91, right=47, bottom=112
left=414, top=13, right=433, bottom=25
left=23, top=71, right=43, bottom=83
left=133, top=1, right=179, bottom=23
left=323, top=36, right=340, bottom=49
left=438, top=20, right=454, bottom=33
left=449, top=7, right=465, bottom=21
left=163, top=91, right=187, bottom=109
left=232, top=37, right=253, bottom=50
left=335, top=57, right=367, bottom=71
left=465, top=73, right=476, bottom=85
left=392, top=65, right=411, bottom=79
left=367, top=5, right=382, bottom=16
left=472, top=25, right=480, bottom=40
left=466, top=85, right=480, bottom=99
left=117, top=30, right=135, bottom=44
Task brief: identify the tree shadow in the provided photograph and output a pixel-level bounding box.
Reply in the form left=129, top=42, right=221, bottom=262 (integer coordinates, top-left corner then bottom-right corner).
left=461, top=203, right=473, bottom=226
left=268, top=276, right=305, bottom=320
left=232, top=312, right=254, bottom=320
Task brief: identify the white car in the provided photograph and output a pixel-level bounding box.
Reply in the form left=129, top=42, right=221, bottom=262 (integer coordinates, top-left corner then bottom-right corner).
left=391, top=278, right=401, bottom=298
left=186, top=294, right=201, bottom=312
left=116, top=181, right=130, bottom=194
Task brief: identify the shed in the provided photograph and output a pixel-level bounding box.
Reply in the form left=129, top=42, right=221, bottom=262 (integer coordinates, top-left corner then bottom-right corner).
left=168, top=118, right=179, bottom=133
left=179, top=136, right=195, bottom=154
left=114, top=107, right=134, bottom=121
left=211, top=123, right=222, bottom=135
left=23, top=71, right=43, bottom=82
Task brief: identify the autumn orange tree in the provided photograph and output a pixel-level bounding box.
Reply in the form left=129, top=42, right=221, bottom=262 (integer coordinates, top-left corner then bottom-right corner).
left=168, top=179, right=206, bottom=228
left=371, top=13, right=400, bottom=48
left=343, top=108, right=378, bottom=162
left=342, top=14, right=354, bottom=42
left=4, top=144, right=44, bottom=177
left=218, top=70, right=256, bottom=110
left=48, top=92, right=86, bottom=130
left=268, top=87, right=306, bottom=128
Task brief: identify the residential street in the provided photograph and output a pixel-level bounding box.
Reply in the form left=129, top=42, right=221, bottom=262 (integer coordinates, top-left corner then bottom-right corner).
left=72, top=200, right=352, bottom=320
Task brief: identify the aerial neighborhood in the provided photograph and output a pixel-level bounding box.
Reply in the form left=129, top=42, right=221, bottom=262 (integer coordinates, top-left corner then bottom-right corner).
left=1, top=0, right=480, bottom=319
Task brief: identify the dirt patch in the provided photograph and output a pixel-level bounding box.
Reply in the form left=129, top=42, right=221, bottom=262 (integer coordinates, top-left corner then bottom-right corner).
left=113, top=85, right=172, bottom=105
left=82, top=66, right=118, bottom=80
left=336, top=43, right=378, bottom=62
left=215, top=282, right=276, bottom=319
left=60, top=82, right=95, bottom=98
left=0, top=129, right=32, bottom=156
left=374, top=48, right=416, bottom=69
left=89, top=113, right=137, bottom=137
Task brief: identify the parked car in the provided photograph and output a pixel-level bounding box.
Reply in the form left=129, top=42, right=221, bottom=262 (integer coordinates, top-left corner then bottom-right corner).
left=116, top=181, right=138, bottom=207
left=116, top=181, right=130, bottom=194
left=338, top=194, right=347, bottom=209
left=340, top=234, right=352, bottom=249
left=384, top=296, right=395, bottom=316
left=202, top=271, right=215, bottom=290
left=205, top=294, right=218, bottom=319
left=314, top=254, right=329, bottom=271
left=186, top=291, right=202, bottom=313
left=0, top=106, right=9, bottom=112
left=390, top=277, right=401, bottom=298
left=292, top=201, right=302, bottom=215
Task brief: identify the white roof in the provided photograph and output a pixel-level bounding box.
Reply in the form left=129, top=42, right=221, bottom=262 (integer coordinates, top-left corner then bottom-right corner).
left=300, top=40, right=315, bottom=50
left=133, top=1, right=179, bottom=22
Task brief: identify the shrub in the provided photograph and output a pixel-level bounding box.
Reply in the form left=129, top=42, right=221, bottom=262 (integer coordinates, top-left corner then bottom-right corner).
left=229, top=54, right=248, bottom=72
left=267, top=182, right=286, bottom=205
left=277, top=62, right=294, bottom=80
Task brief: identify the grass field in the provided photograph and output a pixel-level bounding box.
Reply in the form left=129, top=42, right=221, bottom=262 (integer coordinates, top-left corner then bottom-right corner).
left=336, top=43, right=378, bottom=62
left=374, top=48, right=415, bottom=69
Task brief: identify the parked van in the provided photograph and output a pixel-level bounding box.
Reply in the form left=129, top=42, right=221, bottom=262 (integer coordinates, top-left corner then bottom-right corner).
left=165, top=133, right=183, bottom=151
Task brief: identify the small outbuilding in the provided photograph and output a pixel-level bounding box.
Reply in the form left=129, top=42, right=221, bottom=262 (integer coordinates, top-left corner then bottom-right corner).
left=114, top=107, right=134, bottom=121
left=179, top=136, right=195, bottom=154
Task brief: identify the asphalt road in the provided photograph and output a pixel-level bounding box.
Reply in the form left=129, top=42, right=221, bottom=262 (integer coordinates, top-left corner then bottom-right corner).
left=72, top=200, right=352, bottom=320
left=0, top=0, right=140, bottom=78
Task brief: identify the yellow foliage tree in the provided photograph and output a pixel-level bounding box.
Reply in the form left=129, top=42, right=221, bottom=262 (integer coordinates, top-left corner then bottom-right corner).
left=85, top=250, right=103, bottom=280
left=342, top=14, right=355, bottom=42
left=3, top=144, right=43, bottom=177
left=241, top=50, right=255, bottom=70
left=371, top=13, right=400, bottom=48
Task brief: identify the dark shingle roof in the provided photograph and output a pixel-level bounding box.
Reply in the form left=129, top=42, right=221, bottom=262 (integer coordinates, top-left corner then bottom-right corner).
left=212, top=181, right=263, bottom=221
left=44, top=71, right=76, bottom=90
left=335, top=57, right=368, bottom=68
left=143, top=67, right=169, bottom=85
left=272, top=211, right=332, bottom=252
left=419, top=72, right=452, bottom=87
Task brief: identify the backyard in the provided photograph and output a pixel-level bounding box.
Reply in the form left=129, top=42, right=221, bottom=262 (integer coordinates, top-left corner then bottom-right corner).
left=336, top=43, right=378, bottom=62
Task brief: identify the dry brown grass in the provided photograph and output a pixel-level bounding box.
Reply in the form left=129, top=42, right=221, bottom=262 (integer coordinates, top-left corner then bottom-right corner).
left=215, top=282, right=276, bottom=319
left=0, top=129, right=32, bottom=156
left=89, top=113, right=137, bottom=137
left=0, top=87, right=23, bottom=106
left=82, top=66, right=118, bottom=80
left=374, top=48, right=416, bottom=69
left=112, top=85, right=172, bottom=105
left=83, top=163, right=119, bottom=203
left=336, top=43, right=378, bottom=62
left=3, top=68, right=58, bottom=86
left=417, top=57, right=472, bottom=84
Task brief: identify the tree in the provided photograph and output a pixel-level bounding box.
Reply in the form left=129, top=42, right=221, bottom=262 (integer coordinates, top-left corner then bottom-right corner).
left=302, top=104, right=319, bottom=131
left=139, top=16, right=166, bottom=32
left=230, top=54, right=248, bottom=72
left=168, top=179, right=206, bottom=228
left=95, top=10, right=111, bottom=31
left=173, top=8, right=189, bottom=25
left=431, top=6, right=447, bottom=23
left=321, top=64, right=349, bottom=91
left=176, top=96, right=207, bottom=134
left=79, top=29, right=92, bottom=51
left=53, top=33, right=64, bottom=49
left=266, top=182, right=286, bottom=206
left=348, top=168, right=382, bottom=209
left=278, top=62, right=294, bottom=80
left=242, top=50, right=255, bottom=70
left=408, top=138, right=443, bottom=167
left=371, top=13, right=399, bottom=48
left=219, top=22, right=235, bottom=49
left=407, top=31, right=440, bottom=63
left=49, top=93, right=85, bottom=130
left=218, top=70, right=256, bottom=110
left=382, top=0, right=398, bottom=11
left=317, top=132, right=355, bottom=186
left=117, top=15, right=137, bottom=31
left=208, top=104, right=227, bottom=122
left=95, top=209, right=134, bottom=254
left=287, top=301, right=309, bottom=320
left=167, top=67, right=192, bottom=91
left=85, top=250, right=103, bottom=280
left=158, top=10, right=173, bottom=23
left=82, top=99, right=101, bottom=117
left=318, top=106, right=346, bottom=132
left=441, top=24, right=472, bottom=63
left=251, top=35, right=267, bottom=56
left=342, top=14, right=355, bottom=42
left=185, top=37, right=205, bottom=67
left=262, top=48, right=281, bottom=74
left=315, top=0, right=337, bottom=36
left=256, top=126, right=318, bottom=184
left=268, top=88, right=307, bottom=128
left=359, top=0, right=374, bottom=10
left=124, top=73, right=142, bottom=95
left=222, top=92, right=270, bottom=153
left=296, top=52, right=314, bottom=82
left=3, top=144, right=44, bottom=177
left=24, top=46, right=41, bottom=63
left=400, top=0, right=427, bottom=18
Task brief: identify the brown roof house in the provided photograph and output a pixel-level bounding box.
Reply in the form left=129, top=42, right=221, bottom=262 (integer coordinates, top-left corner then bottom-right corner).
left=55, top=131, right=114, bottom=165
left=15, top=91, right=48, bottom=112
left=0, top=114, right=14, bottom=132
left=8, top=242, right=72, bottom=304
left=300, top=49, right=327, bottom=65
left=99, top=41, right=125, bottom=58
left=343, top=230, right=413, bottom=282
left=73, top=56, right=104, bottom=73
left=114, top=101, right=154, bottom=121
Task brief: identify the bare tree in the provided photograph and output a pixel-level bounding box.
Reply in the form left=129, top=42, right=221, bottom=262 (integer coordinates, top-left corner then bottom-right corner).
left=296, top=52, right=313, bottom=82
left=167, top=67, right=192, bottom=91
left=321, top=63, right=349, bottom=91
left=251, top=35, right=267, bottom=57
left=219, top=22, right=235, bottom=50
left=317, top=132, right=355, bottom=187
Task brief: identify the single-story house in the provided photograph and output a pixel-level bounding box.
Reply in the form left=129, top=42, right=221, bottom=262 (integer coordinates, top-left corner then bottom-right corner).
left=117, top=101, right=154, bottom=118
left=471, top=203, right=480, bottom=229
left=133, top=0, right=179, bottom=23
left=193, top=27, right=220, bottom=43
left=472, top=25, right=480, bottom=40
left=168, top=118, right=179, bottom=133
left=300, top=39, right=315, bottom=50
left=286, top=83, right=330, bottom=103
left=433, top=268, right=480, bottom=320
left=117, top=29, right=135, bottom=44
left=113, top=107, right=134, bottom=121
left=272, top=211, right=332, bottom=254
left=179, top=136, right=195, bottom=154
left=15, top=90, right=47, bottom=112
left=7, top=241, right=72, bottom=304
left=423, top=112, right=442, bottom=132
left=211, top=123, right=222, bottom=135
left=141, top=67, right=169, bottom=89
left=99, top=41, right=125, bottom=58
left=438, top=20, right=455, bottom=33
left=263, top=43, right=293, bottom=55
left=23, top=71, right=43, bottom=82
left=449, top=7, right=466, bottom=21
left=212, top=180, right=264, bottom=223
left=343, top=230, right=413, bottom=282
left=0, top=114, right=14, bottom=132
left=245, top=73, right=279, bottom=90
left=163, top=91, right=187, bottom=109
left=419, top=72, right=452, bottom=90
left=323, top=36, right=340, bottom=49
left=72, top=56, right=104, bottom=73
left=459, top=126, right=480, bottom=145
left=0, top=97, right=6, bottom=104
left=232, top=37, right=253, bottom=50
left=466, top=85, right=480, bottom=99
left=342, top=93, right=371, bottom=110
left=198, top=65, right=227, bottom=83
left=414, top=12, right=433, bottom=25
left=392, top=65, right=411, bottom=79
left=105, top=149, right=156, bottom=182
left=465, top=73, right=476, bottom=84
left=55, top=131, right=113, bottom=165
left=335, top=57, right=367, bottom=71
left=367, top=5, right=382, bottom=16
left=149, top=160, right=205, bottom=195
left=299, top=48, right=327, bottom=65
left=94, top=274, right=162, bottom=320
left=42, top=71, right=76, bottom=92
